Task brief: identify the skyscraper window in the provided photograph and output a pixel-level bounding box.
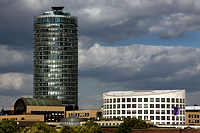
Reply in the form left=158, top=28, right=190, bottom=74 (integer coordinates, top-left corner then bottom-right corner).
left=33, top=6, right=78, bottom=109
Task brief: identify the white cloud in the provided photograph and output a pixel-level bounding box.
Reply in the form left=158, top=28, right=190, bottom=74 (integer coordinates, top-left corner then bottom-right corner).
left=0, top=73, right=32, bottom=90
left=78, top=43, right=200, bottom=107
left=149, top=25, right=163, bottom=33
left=2, top=0, right=200, bottom=47
left=0, top=72, right=33, bottom=109
left=0, top=45, right=32, bottom=67
left=109, top=17, right=130, bottom=27
left=2, top=0, right=200, bottom=109
left=84, top=8, right=101, bottom=19
left=79, top=43, right=200, bottom=91
left=75, top=0, right=200, bottom=43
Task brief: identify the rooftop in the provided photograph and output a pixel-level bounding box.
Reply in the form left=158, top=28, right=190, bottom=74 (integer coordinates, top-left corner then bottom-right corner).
left=186, top=105, right=200, bottom=110
left=104, top=90, right=184, bottom=97
left=15, top=97, right=63, bottom=106
left=51, top=6, right=64, bottom=11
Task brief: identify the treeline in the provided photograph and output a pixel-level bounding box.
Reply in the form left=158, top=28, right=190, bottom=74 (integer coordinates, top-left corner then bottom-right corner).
left=0, top=118, right=153, bottom=133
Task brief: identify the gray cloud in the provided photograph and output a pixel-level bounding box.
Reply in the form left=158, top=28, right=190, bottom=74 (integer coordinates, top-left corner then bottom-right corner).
left=0, top=73, right=32, bottom=92
left=1, top=0, right=200, bottom=109
left=79, top=43, right=200, bottom=93
left=0, top=43, right=199, bottom=109
left=77, top=0, right=200, bottom=46
left=0, top=95, right=33, bottom=110
left=79, top=94, right=103, bottom=109
left=0, top=45, right=32, bottom=74
left=186, top=91, right=200, bottom=105
left=1, top=0, right=200, bottom=50
left=0, top=72, right=33, bottom=109
left=77, top=43, right=200, bottom=108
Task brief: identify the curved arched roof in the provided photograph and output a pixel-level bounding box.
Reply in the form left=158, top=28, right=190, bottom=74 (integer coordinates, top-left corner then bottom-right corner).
left=16, top=98, right=63, bottom=106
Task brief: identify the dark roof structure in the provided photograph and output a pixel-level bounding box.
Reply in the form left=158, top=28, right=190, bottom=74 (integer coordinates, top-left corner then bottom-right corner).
left=60, top=113, right=87, bottom=127
left=14, top=97, right=63, bottom=107
left=51, top=6, right=64, bottom=11
left=60, top=113, right=87, bottom=122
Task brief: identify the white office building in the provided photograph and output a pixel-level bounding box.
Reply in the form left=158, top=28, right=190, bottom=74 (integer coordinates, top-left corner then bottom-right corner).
left=103, top=90, right=185, bottom=125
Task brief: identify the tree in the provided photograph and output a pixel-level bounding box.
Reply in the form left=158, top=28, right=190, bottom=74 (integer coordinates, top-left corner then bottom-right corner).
left=89, top=117, right=96, bottom=121
left=0, top=119, right=21, bottom=133
left=73, top=125, right=89, bottom=133
left=35, top=122, right=58, bottom=133
left=72, top=120, right=104, bottom=133
left=22, top=126, right=40, bottom=133
left=59, top=125, right=77, bottom=133
left=83, top=120, right=98, bottom=127
left=22, top=122, right=57, bottom=133
left=73, top=125, right=103, bottom=133
left=114, top=117, right=153, bottom=133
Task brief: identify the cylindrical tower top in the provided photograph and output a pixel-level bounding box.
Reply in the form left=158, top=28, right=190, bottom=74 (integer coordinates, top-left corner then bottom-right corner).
left=51, top=6, right=64, bottom=11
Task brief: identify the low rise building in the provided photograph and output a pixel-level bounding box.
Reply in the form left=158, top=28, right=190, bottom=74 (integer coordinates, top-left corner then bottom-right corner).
left=103, top=90, right=185, bottom=125
left=0, top=97, right=103, bottom=127
left=186, top=105, right=200, bottom=125
left=1, top=97, right=66, bottom=123
left=0, top=114, right=44, bottom=122
left=66, top=110, right=103, bottom=119
left=80, top=120, right=123, bottom=127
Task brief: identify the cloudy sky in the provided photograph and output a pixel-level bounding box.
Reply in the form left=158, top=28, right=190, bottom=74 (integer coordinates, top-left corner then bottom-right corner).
left=1, top=0, right=200, bottom=109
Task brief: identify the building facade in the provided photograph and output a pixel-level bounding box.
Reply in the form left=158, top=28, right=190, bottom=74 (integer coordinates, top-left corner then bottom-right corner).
left=80, top=120, right=123, bottom=127
left=66, top=110, right=103, bottom=119
left=103, top=90, right=185, bottom=125
left=33, top=6, right=78, bottom=108
left=14, top=97, right=65, bottom=122
left=185, top=105, right=200, bottom=125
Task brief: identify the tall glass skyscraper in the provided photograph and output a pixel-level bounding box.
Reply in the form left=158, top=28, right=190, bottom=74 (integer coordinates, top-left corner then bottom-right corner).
left=33, top=7, right=78, bottom=109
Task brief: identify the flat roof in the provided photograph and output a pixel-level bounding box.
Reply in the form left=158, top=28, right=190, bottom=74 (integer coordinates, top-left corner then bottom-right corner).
left=186, top=106, right=200, bottom=110
left=104, top=90, right=184, bottom=97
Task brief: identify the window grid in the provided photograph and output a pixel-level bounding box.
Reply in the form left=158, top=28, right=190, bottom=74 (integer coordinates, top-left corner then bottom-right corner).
left=103, top=96, right=185, bottom=125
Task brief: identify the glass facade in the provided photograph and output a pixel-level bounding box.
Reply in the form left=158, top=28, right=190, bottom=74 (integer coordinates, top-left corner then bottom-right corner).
left=33, top=7, right=78, bottom=108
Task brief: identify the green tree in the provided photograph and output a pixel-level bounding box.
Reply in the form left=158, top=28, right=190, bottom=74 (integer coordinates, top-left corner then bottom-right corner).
left=0, top=119, right=21, bottom=133
left=88, top=125, right=104, bottom=133
left=22, top=126, right=40, bottom=133
left=114, top=117, right=152, bottom=133
left=35, top=122, right=57, bottom=133
left=59, top=125, right=77, bottom=133
left=83, top=120, right=98, bottom=127
left=23, top=122, right=57, bottom=133
left=73, top=125, right=103, bottom=133
left=73, top=125, right=89, bottom=133
left=72, top=120, right=104, bottom=133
